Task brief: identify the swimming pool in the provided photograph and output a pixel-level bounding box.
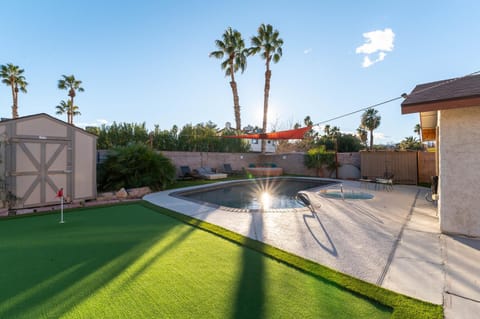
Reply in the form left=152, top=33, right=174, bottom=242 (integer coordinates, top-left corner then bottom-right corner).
left=172, top=177, right=340, bottom=212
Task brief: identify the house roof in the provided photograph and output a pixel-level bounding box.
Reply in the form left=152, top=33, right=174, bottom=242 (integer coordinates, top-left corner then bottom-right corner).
left=401, top=73, right=480, bottom=114
left=0, top=113, right=98, bottom=138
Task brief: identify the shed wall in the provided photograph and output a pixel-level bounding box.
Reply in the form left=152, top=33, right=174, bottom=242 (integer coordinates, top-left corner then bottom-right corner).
left=74, top=130, right=96, bottom=199
left=0, top=115, right=96, bottom=209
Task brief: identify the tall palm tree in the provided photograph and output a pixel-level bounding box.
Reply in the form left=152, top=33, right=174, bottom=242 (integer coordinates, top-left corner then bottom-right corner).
left=414, top=123, right=421, bottom=139
left=209, top=27, right=247, bottom=131
left=250, top=23, right=283, bottom=153
left=0, top=63, right=28, bottom=118
left=58, top=74, right=84, bottom=124
left=55, top=100, right=81, bottom=124
left=361, top=108, right=381, bottom=150
left=357, top=125, right=368, bottom=149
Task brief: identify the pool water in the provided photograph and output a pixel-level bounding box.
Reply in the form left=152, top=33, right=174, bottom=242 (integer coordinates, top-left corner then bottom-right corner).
left=176, top=178, right=338, bottom=211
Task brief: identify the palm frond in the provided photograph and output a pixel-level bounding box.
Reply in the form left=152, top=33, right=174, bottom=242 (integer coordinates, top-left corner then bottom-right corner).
left=209, top=50, right=224, bottom=59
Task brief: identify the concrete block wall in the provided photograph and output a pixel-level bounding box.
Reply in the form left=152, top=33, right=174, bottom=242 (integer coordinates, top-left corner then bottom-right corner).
left=162, top=151, right=258, bottom=175
left=162, top=151, right=361, bottom=179
left=98, top=150, right=362, bottom=180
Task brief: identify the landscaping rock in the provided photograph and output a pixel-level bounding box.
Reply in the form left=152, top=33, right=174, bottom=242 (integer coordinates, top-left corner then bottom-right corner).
left=127, top=186, right=152, bottom=198
left=116, top=188, right=128, bottom=199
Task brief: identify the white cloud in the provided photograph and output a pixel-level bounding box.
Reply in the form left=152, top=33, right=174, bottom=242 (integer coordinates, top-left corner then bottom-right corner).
left=373, top=131, right=388, bottom=141
left=356, top=28, right=394, bottom=67
left=362, top=52, right=387, bottom=68
left=303, top=48, right=312, bottom=54
left=362, top=56, right=373, bottom=68
left=76, top=119, right=110, bottom=129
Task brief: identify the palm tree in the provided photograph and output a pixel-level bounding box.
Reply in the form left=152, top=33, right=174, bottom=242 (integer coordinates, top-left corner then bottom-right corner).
left=361, top=108, right=381, bottom=150
left=399, top=136, right=422, bottom=151
left=414, top=124, right=421, bottom=139
left=209, top=27, right=247, bottom=131
left=58, top=75, right=84, bottom=124
left=0, top=64, right=28, bottom=118
left=357, top=125, right=368, bottom=149
left=250, top=24, right=283, bottom=153
left=55, top=100, right=81, bottom=124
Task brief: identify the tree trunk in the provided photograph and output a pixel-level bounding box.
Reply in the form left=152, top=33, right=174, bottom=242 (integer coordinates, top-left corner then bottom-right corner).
left=261, top=66, right=271, bottom=154
left=69, top=97, right=74, bottom=124
left=10, top=83, right=18, bottom=119
left=229, top=57, right=241, bottom=131
left=369, top=129, right=374, bottom=150
left=230, top=79, right=241, bottom=131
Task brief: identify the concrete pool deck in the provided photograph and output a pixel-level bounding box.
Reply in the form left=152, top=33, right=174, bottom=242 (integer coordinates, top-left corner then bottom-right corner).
left=144, top=180, right=480, bottom=319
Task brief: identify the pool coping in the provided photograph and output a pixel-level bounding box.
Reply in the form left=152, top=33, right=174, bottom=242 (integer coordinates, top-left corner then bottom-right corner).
left=169, top=176, right=342, bottom=213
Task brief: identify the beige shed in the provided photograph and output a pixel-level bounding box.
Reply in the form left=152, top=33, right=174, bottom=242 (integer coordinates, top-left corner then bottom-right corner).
left=0, top=113, right=97, bottom=209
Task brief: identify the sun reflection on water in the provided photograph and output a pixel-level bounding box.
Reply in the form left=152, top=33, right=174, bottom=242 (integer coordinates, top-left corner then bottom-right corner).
left=260, top=192, right=272, bottom=209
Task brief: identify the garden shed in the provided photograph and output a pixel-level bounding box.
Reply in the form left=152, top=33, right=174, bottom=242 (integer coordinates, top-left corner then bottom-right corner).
left=0, top=113, right=97, bottom=209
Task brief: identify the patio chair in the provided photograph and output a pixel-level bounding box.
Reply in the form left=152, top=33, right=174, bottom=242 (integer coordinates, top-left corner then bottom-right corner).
left=375, top=173, right=394, bottom=191
left=178, top=166, right=199, bottom=180
left=195, top=167, right=227, bottom=180
left=222, top=163, right=243, bottom=176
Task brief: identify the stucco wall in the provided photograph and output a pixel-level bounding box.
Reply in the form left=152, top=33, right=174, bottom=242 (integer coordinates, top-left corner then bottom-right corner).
left=439, top=106, right=480, bottom=237
left=159, top=151, right=361, bottom=179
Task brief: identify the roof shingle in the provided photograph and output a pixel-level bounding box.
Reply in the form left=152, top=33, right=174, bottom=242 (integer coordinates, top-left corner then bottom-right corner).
left=402, top=74, right=480, bottom=106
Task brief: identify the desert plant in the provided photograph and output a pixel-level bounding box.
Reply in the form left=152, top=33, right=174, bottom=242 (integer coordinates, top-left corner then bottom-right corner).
left=304, top=146, right=338, bottom=177
left=249, top=23, right=283, bottom=153
left=210, top=27, right=248, bottom=131
left=98, top=143, right=176, bottom=191
left=0, top=63, right=28, bottom=118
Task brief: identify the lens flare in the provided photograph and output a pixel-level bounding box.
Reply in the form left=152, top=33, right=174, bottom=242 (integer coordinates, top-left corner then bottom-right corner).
left=260, top=192, right=272, bottom=209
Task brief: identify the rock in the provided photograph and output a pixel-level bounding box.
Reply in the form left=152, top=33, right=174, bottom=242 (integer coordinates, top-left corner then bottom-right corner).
left=126, top=186, right=152, bottom=198
left=116, top=188, right=128, bottom=199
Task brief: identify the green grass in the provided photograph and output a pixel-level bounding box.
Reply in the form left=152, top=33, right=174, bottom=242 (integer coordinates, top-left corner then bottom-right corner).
left=0, top=202, right=442, bottom=319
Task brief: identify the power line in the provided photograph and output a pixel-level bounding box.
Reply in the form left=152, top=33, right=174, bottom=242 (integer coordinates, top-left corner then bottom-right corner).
left=313, top=69, right=480, bottom=127
left=315, top=96, right=404, bottom=126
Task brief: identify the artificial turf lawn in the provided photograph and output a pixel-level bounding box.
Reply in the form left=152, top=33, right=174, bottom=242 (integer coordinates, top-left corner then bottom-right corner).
left=0, top=202, right=442, bottom=318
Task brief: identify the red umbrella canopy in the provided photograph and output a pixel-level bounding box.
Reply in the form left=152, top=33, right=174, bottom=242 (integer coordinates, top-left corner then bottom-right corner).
left=223, top=126, right=312, bottom=140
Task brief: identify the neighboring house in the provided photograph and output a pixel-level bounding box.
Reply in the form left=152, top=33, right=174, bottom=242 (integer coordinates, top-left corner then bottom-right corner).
left=401, top=74, right=480, bottom=237
left=0, top=113, right=97, bottom=210
left=248, top=138, right=277, bottom=153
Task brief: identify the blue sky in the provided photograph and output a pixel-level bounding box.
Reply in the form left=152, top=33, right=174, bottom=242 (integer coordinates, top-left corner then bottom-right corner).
left=1, top=0, right=479, bottom=143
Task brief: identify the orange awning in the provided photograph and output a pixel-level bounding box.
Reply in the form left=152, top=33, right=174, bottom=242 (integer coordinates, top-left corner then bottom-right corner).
left=223, top=126, right=311, bottom=140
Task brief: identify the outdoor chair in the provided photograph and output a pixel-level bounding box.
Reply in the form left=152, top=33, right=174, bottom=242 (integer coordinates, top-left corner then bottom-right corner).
left=375, top=173, right=394, bottom=191
left=178, top=166, right=200, bottom=180
left=222, top=163, right=243, bottom=176
left=359, top=176, right=374, bottom=189
left=195, top=167, right=227, bottom=180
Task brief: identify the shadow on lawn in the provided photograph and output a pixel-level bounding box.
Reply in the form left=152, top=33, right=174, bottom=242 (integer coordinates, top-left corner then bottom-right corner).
left=232, top=213, right=265, bottom=319
left=0, top=204, right=196, bottom=318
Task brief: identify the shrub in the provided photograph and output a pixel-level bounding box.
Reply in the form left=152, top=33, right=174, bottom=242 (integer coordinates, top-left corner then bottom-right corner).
left=304, top=146, right=338, bottom=177
left=98, top=144, right=176, bottom=191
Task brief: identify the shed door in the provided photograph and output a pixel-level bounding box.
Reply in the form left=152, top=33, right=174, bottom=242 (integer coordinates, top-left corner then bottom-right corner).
left=11, top=139, right=70, bottom=208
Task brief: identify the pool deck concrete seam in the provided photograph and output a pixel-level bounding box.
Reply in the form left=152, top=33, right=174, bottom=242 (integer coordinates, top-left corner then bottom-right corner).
left=445, top=291, right=480, bottom=304
left=376, top=189, right=420, bottom=286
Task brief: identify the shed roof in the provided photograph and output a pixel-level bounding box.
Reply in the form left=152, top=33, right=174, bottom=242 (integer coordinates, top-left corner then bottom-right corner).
left=401, top=74, right=480, bottom=114
left=0, top=113, right=97, bottom=138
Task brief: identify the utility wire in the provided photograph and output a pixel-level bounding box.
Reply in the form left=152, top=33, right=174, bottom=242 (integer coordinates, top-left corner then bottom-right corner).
left=313, top=69, right=480, bottom=127
left=315, top=96, right=404, bottom=126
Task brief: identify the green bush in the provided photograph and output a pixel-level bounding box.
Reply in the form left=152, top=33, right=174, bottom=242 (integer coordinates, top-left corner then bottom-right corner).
left=98, top=144, right=176, bottom=191
left=304, top=146, right=338, bottom=177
